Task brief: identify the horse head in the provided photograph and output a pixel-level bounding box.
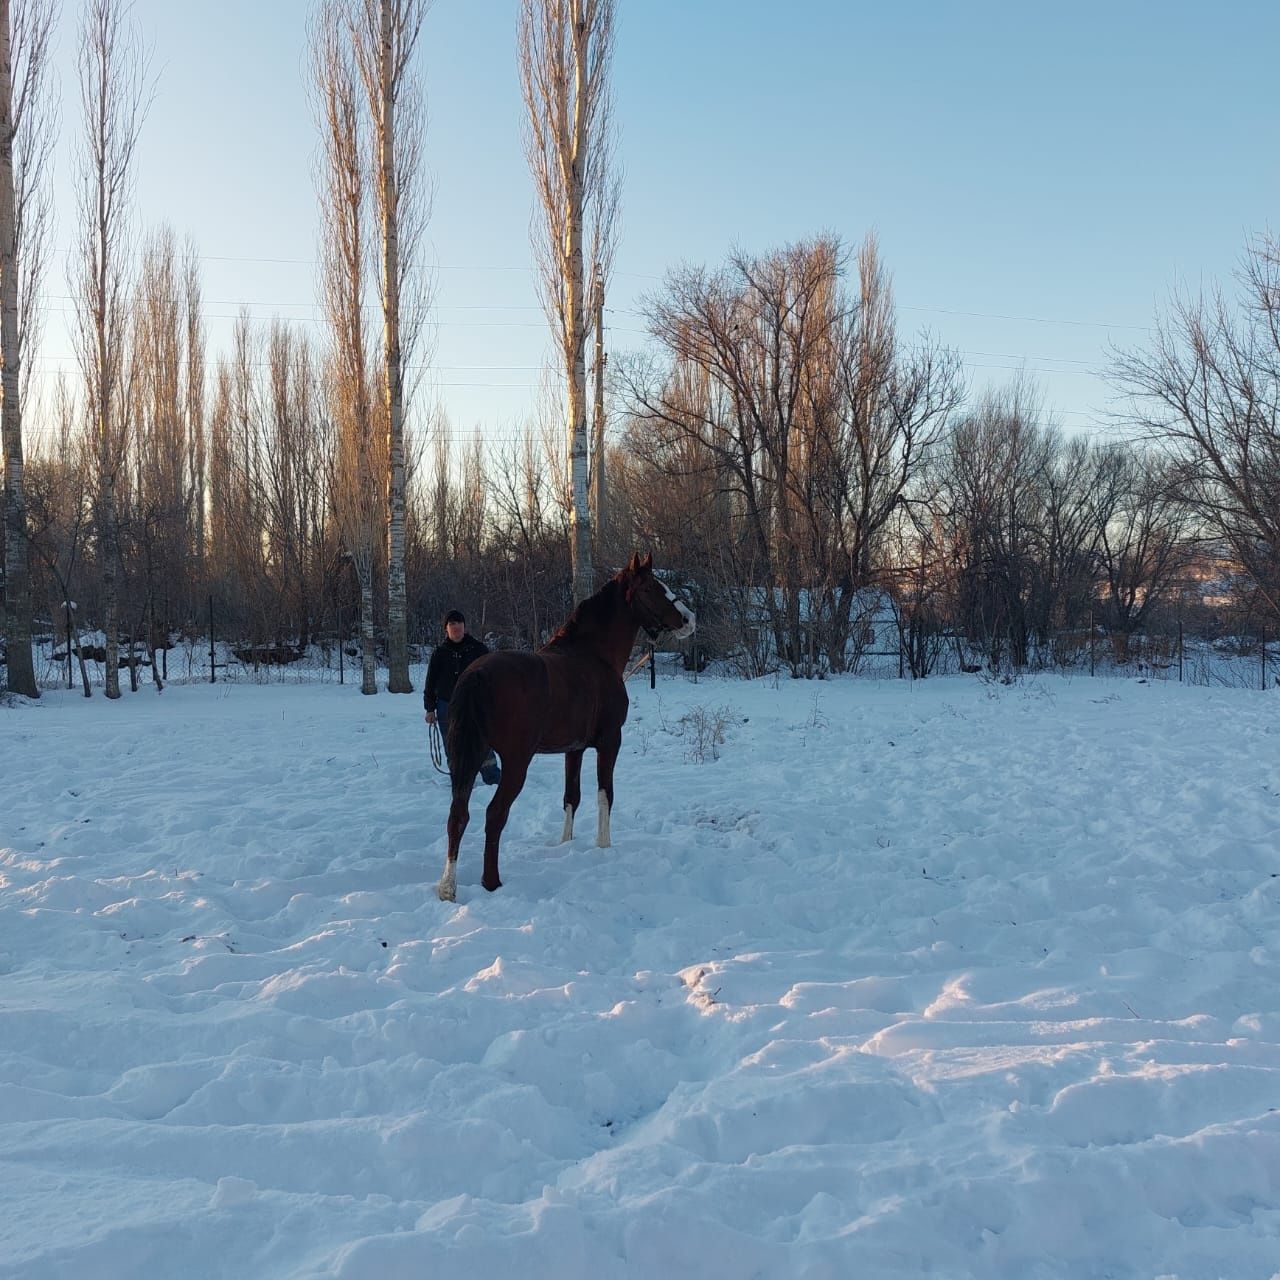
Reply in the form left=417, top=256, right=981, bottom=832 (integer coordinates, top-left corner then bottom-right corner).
left=619, top=552, right=696, bottom=641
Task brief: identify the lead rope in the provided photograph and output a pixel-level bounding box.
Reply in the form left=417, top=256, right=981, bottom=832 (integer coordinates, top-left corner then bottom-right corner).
left=623, top=649, right=652, bottom=683
left=429, top=718, right=449, bottom=774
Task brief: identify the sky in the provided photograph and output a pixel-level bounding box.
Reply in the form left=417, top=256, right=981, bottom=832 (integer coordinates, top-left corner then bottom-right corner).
left=33, top=0, right=1280, bottom=453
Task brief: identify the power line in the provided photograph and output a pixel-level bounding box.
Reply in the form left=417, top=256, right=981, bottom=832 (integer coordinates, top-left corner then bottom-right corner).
left=899, top=303, right=1154, bottom=332
left=43, top=291, right=546, bottom=312
left=52, top=245, right=1158, bottom=332
left=37, top=302, right=555, bottom=329
left=962, top=361, right=1104, bottom=379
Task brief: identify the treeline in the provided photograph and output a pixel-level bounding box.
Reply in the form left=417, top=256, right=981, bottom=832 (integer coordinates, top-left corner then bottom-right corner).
left=20, top=267, right=579, bottom=665
left=13, top=230, right=1279, bottom=687
left=615, top=233, right=1278, bottom=677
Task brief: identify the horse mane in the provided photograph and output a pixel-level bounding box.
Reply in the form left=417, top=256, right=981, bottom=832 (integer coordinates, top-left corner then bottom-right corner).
left=541, top=577, right=625, bottom=652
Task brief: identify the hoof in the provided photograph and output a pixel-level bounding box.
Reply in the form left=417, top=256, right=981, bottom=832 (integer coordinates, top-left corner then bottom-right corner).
left=437, top=860, right=458, bottom=903
left=481, top=876, right=503, bottom=893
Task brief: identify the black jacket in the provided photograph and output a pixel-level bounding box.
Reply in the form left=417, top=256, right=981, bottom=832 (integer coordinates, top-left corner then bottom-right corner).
left=424, top=635, right=489, bottom=710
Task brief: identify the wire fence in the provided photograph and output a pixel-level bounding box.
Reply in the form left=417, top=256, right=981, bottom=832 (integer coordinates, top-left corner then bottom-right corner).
left=15, top=599, right=1279, bottom=695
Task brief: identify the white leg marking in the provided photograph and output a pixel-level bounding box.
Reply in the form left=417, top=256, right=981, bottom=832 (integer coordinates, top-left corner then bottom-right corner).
left=561, top=803, right=575, bottom=844
left=436, top=859, right=457, bottom=902
left=597, top=789, right=611, bottom=848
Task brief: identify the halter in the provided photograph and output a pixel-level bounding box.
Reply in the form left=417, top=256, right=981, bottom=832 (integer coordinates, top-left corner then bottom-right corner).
left=627, top=582, right=675, bottom=641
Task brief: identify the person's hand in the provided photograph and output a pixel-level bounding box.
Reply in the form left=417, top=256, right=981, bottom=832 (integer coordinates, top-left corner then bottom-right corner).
left=426, top=711, right=436, bottom=724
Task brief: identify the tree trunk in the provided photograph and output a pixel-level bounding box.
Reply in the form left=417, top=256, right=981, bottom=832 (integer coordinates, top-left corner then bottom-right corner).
left=591, top=267, right=605, bottom=552
left=567, top=0, right=591, bottom=603
left=100, top=457, right=121, bottom=698
left=379, top=0, right=411, bottom=693
left=72, top=611, right=91, bottom=697
left=0, top=0, right=36, bottom=697
left=147, top=593, right=163, bottom=691
left=360, top=573, right=376, bottom=694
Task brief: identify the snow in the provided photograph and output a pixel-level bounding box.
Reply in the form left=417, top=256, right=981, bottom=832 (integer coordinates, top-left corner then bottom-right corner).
left=1, top=671, right=1279, bottom=1278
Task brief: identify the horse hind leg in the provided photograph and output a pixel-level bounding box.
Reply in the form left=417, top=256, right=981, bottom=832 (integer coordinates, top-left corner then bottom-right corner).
left=438, top=784, right=473, bottom=902
left=482, top=754, right=530, bottom=892
left=561, top=749, right=584, bottom=842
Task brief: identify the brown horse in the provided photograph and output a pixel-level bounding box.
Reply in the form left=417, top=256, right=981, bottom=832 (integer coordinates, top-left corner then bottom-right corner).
left=436, top=553, right=695, bottom=901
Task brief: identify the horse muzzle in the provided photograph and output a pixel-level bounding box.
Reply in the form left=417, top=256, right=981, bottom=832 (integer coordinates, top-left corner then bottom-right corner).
left=670, top=605, right=696, bottom=640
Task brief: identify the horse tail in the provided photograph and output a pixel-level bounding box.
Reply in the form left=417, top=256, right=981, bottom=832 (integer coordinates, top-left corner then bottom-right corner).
left=446, top=669, right=493, bottom=797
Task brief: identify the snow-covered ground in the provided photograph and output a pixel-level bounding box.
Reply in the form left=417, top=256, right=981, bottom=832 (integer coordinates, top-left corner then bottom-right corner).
left=1, top=671, right=1278, bottom=1278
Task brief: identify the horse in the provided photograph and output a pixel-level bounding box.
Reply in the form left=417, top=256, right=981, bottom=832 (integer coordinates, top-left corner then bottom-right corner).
left=435, top=553, right=695, bottom=902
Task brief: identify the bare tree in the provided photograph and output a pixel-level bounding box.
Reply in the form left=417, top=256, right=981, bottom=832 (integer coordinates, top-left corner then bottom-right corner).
left=208, top=318, right=268, bottom=644
left=26, top=376, right=93, bottom=696
left=815, top=236, right=961, bottom=668
left=931, top=378, right=1051, bottom=669
left=352, top=0, right=428, bottom=693
left=489, top=423, right=570, bottom=645
left=183, top=237, right=206, bottom=592
left=627, top=238, right=842, bottom=673
left=0, top=0, right=56, bottom=697
left=623, top=236, right=958, bottom=675
left=128, top=225, right=208, bottom=671
left=314, top=0, right=380, bottom=694
left=73, top=0, right=149, bottom=700
left=1092, top=444, right=1191, bottom=662
left=1113, top=234, right=1280, bottom=620
left=519, top=0, right=619, bottom=603
left=204, top=314, right=334, bottom=655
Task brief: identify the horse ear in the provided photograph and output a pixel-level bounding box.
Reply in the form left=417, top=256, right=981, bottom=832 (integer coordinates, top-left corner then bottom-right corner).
left=642, top=552, right=654, bottom=572
left=626, top=552, right=641, bottom=574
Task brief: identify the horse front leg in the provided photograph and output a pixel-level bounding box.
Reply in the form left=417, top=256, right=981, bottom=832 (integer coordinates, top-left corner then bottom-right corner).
left=438, top=781, right=473, bottom=902
left=561, top=749, right=584, bottom=842
left=482, top=754, right=529, bottom=892
left=595, top=728, right=622, bottom=849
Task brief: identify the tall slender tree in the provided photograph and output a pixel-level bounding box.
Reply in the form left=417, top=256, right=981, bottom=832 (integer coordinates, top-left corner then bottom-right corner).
left=73, top=0, right=149, bottom=700
left=352, top=0, right=427, bottom=693
left=0, top=0, right=55, bottom=698
left=519, top=0, right=618, bottom=603
left=183, top=238, right=206, bottom=593
left=313, top=0, right=379, bottom=694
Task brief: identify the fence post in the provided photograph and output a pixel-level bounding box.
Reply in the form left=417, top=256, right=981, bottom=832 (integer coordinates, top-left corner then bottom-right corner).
left=1263, top=626, right=1268, bottom=692
left=1178, top=618, right=1183, bottom=684
left=1089, top=606, right=1095, bottom=678
left=65, top=600, right=73, bottom=689
left=649, top=642, right=655, bottom=690
left=208, top=595, right=216, bottom=684
left=338, top=606, right=345, bottom=685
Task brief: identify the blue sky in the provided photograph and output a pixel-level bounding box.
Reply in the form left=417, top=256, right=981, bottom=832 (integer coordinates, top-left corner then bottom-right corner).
left=36, top=0, right=1280, bottom=450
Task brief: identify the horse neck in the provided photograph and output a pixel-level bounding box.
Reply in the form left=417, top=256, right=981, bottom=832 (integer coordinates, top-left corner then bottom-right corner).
left=592, top=581, right=642, bottom=671
left=562, top=609, right=639, bottom=674
left=600, top=615, right=642, bottom=674
left=548, top=581, right=641, bottom=673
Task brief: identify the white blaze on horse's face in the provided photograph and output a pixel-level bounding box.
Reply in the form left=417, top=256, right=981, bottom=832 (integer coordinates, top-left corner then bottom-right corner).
left=660, top=580, right=697, bottom=640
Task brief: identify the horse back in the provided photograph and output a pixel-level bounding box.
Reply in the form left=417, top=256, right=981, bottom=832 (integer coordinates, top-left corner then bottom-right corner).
left=455, top=648, right=625, bottom=755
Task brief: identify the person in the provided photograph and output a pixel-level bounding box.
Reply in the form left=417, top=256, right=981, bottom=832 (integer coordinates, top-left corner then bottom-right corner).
left=424, top=609, right=501, bottom=785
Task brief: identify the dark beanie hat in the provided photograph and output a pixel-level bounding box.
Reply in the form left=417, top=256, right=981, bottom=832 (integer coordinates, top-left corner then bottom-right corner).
left=443, top=609, right=466, bottom=626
